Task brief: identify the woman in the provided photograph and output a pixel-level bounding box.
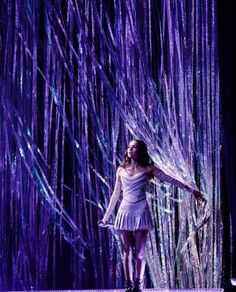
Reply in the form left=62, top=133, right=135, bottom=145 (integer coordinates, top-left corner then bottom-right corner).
left=99, top=139, right=205, bottom=292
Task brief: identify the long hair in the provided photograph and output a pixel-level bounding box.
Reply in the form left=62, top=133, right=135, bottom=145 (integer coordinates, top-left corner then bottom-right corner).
left=121, top=139, right=152, bottom=169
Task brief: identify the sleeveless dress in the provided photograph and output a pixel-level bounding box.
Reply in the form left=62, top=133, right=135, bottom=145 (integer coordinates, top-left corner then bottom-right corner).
left=114, top=170, right=154, bottom=231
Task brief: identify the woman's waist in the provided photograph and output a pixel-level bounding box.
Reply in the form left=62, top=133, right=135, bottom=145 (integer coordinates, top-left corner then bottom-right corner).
left=118, top=199, right=149, bottom=212
left=122, top=195, right=147, bottom=203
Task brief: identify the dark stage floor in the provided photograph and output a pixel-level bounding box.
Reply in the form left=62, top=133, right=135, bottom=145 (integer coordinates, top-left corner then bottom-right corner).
left=2, top=289, right=224, bottom=292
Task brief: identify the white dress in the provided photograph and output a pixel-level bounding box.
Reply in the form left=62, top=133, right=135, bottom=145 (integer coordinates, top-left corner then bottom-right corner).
left=113, top=171, right=154, bottom=231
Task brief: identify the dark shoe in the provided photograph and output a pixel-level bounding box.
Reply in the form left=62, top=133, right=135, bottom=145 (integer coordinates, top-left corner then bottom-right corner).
left=124, top=279, right=134, bottom=292
left=133, top=278, right=144, bottom=292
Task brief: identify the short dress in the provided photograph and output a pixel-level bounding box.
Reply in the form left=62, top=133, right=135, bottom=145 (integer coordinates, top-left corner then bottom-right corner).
left=114, top=170, right=154, bottom=231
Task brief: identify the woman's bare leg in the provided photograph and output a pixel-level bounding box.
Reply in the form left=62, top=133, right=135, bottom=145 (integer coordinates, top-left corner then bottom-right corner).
left=134, top=230, right=149, bottom=280
left=119, top=230, right=134, bottom=281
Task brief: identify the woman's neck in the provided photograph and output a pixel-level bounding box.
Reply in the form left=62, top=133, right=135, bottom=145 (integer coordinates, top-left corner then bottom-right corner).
left=128, top=160, right=139, bottom=169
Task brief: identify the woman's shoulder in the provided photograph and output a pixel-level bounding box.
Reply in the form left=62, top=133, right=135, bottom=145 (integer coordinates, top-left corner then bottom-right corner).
left=145, top=165, right=162, bottom=177
left=116, top=165, right=124, bottom=176
left=145, top=165, right=155, bottom=173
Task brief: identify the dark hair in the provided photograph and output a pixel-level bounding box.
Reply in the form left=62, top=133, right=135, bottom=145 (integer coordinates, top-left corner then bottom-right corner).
left=122, top=139, right=151, bottom=169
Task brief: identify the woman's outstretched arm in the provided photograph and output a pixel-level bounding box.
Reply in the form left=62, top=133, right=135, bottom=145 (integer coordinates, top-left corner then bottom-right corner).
left=101, top=166, right=122, bottom=224
left=150, top=165, right=206, bottom=202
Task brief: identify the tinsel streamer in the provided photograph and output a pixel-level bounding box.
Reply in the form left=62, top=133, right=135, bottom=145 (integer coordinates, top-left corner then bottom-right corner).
left=0, top=0, right=221, bottom=290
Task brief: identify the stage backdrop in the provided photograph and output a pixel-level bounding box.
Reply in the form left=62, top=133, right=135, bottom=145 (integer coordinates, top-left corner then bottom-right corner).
left=0, top=0, right=221, bottom=290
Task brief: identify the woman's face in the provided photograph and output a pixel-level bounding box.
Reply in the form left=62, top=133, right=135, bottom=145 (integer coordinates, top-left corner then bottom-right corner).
left=127, top=140, right=139, bottom=160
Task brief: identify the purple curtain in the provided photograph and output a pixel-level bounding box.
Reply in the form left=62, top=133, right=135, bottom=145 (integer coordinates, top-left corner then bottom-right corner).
left=0, top=0, right=221, bottom=290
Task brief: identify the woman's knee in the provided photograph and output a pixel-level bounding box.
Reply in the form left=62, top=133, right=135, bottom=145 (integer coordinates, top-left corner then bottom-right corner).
left=136, top=251, right=145, bottom=261
left=123, top=246, right=133, bottom=259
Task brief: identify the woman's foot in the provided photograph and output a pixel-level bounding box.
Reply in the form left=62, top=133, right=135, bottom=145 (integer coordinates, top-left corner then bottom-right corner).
left=124, top=279, right=134, bottom=292
left=133, top=278, right=144, bottom=292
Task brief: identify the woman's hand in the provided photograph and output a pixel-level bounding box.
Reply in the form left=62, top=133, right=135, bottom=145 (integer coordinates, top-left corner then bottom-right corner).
left=192, top=189, right=207, bottom=202
left=97, top=219, right=108, bottom=227
left=184, top=185, right=207, bottom=202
